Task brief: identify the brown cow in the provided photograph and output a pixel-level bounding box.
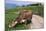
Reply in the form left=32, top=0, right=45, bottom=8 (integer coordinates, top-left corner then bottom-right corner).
left=9, top=10, right=33, bottom=28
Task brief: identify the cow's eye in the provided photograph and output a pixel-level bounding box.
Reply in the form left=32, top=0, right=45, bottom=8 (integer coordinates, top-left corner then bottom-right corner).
left=23, top=18, right=26, bottom=19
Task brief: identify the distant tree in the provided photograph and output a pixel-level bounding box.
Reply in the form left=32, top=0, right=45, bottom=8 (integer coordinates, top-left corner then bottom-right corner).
left=26, top=3, right=43, bottom=6
left=22, top=5, right=25, bottom=7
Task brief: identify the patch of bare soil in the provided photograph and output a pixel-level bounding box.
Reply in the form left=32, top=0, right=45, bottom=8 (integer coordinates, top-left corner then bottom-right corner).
left=27, top=15, right=44, bottom=29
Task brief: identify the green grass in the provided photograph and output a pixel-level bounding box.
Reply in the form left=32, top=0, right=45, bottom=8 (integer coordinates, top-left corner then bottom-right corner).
left=5, top=10, right=27, bottom=31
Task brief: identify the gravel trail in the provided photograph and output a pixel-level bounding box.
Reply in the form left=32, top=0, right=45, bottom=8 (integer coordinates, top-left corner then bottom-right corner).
left=27, top=15, right=44, bottom=29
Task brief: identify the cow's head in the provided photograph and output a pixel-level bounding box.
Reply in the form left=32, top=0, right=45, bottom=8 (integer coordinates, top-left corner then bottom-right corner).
left=19, top=10, right=33, bottom=23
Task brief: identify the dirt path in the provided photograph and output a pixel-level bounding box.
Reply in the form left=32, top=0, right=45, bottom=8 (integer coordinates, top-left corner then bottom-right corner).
left=27, top=14, right=44, bottom=29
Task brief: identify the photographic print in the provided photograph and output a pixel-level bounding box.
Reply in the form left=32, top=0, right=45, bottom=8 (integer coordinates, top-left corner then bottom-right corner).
left=5, top=0, right=44, bottom=31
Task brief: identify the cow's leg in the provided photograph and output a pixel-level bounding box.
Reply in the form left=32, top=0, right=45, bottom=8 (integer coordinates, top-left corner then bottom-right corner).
left=26, top=19, right=32, bottom=25
left=9, top=21, right=18, bottom=28
left=25, top=19, right=32, bottom=29
left=21, top=20, right=27, bottom=28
